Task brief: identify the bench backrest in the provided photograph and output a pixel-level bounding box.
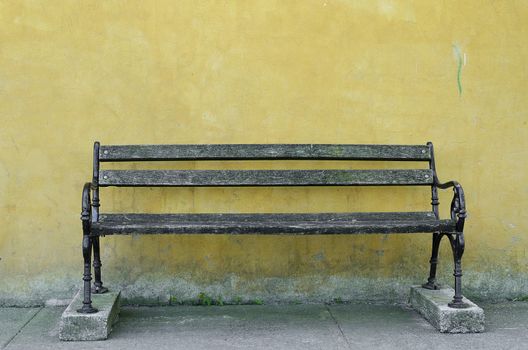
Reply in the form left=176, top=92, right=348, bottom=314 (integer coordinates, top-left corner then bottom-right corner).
left=93, top=144, right=434, bottom=188
left=90, top=142, right=440, bottom=220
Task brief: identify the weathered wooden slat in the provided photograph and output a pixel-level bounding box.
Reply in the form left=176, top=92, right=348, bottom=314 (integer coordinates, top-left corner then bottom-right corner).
left=92, top=212, right=454, bottom=235
left=96, top=212, right=437, bottom=223
left=99, top=144, right=431, bottom=161
left=98, top=169, right=433, bottom=187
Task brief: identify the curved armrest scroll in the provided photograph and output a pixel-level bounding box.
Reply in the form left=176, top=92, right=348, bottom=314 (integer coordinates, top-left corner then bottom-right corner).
left=435, top=180, right=466, bottom=232
left=81, top=182, right=92, bottom=234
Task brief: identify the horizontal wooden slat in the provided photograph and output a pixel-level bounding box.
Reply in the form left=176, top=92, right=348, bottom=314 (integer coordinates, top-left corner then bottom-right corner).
left=98, top=212, right=438, bottom=223
left=92, top=212, right=454, bottom=235
left=99, top=144, right=431, bottom=161
left=98, top=169, right=434, bottom=187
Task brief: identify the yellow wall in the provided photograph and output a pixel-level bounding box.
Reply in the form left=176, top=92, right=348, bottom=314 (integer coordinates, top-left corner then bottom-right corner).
left=1, top=1, right=527, bottom=305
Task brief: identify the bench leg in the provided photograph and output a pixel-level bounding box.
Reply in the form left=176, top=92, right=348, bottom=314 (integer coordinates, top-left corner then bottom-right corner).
left=77, top=235, right=98, bottom=313
left=447, top=232, right=470, bottom=308
left=92, top=236, right=109, bottom=294
left=422, top=232, right=443, bottom=290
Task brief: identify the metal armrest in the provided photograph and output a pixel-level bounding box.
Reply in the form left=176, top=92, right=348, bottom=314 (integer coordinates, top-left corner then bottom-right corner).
left=435, top=180, right=466, bottom=232
left=81, top=182, right=92, bottom=233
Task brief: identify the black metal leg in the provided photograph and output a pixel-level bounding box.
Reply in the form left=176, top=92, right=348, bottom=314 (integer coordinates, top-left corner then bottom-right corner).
left=77, top=235, right=98, bottom=313
left=447, top=233, right=470, bottom=308
left=422, top=232, right=443, bottom=290
left=92, top=236, right=108, bottom=294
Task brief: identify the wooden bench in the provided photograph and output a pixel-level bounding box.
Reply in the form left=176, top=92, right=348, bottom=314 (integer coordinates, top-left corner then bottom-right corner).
left=78, top=142, right=468, bottom=313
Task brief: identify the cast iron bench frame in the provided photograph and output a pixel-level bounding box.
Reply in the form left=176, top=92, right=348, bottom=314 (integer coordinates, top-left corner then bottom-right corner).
left=78, top=142, right=468, bottom=313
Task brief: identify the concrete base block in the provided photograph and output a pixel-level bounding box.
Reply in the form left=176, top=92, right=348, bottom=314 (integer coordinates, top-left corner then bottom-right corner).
left=409, top=285, right=485, bottom=333
left=59, top=290, right=121, bottom=341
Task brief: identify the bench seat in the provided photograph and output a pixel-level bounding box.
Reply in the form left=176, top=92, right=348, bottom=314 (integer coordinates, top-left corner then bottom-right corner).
left=92, top=212, right=456, bottom=235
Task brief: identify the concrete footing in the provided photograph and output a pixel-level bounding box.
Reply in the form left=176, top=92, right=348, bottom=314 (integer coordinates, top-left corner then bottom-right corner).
left=409, top=285, right=485, bottom=333
left=59, top=290, right=121, bottom=341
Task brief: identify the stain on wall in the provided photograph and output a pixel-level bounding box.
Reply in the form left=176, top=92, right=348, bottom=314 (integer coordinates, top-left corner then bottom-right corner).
left=452, top=44, right=464, bottom=95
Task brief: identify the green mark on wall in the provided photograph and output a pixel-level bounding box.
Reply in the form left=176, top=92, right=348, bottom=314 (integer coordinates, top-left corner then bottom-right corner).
left=453, top=45, right=463, bottom=95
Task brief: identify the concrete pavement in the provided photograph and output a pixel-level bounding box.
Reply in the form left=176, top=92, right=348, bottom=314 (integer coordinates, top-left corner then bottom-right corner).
left=1, top=302, right=527, bottom=349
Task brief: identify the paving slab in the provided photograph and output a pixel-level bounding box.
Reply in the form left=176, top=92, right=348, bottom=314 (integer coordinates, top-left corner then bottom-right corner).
left=111, top=304, right=348, bottom=349
left=328, top=302, right=528, bottom=350
left=0, top=308, right=41, bottom=348
left=328, top=303, right=437, bottom=349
